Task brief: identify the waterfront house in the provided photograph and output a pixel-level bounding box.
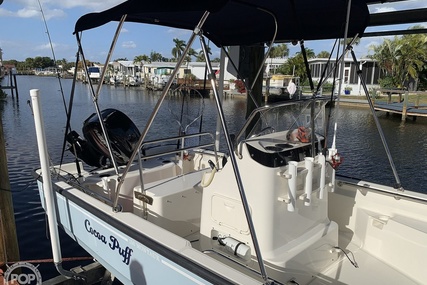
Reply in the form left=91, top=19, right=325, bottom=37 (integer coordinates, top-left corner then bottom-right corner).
left=309, top=57, right=384, bottom=95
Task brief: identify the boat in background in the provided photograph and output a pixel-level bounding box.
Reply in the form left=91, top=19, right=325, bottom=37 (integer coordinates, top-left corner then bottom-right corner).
left=264, top=74, right=302, bottom=102
left=31, top=1, right=427, bottom=284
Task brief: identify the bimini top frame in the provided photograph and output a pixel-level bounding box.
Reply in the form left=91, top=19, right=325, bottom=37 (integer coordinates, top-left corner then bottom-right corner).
left=73, top=0, right=370, bottom=46
left=69, top=2, right=372, bottom=284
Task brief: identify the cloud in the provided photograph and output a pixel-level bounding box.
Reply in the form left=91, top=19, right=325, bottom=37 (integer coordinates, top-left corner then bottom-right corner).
left=58, top=0, right=127, bottom=11
left=16, top=7, right=41, bottom=18
left=371, top=7, right=396, bottom=13
left=34, top=42, right=56, bottom=51
left=0, top=1, right=66, bottom=20
left=1, top=0, right=124, bottom=20
left=369, top=0, right=427, bottom=14
left=167, top=28, right=191, bottom=38
left=122, top=41, right=136, bottom=49
left=0, top=8, right=14, bottom=17
left=20, top=7, right=66, bottom=20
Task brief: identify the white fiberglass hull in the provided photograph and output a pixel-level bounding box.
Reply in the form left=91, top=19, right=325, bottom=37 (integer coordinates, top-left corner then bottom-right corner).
left=36, top=169, right=261, bottom=285
left=35, top=164, right=427, bottom=285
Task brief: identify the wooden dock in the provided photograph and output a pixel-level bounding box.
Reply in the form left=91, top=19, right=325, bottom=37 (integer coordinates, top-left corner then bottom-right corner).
left=373, top=90, right=427, bottom=121
left=374, top=101, right=427, bottom=119
left=0, top=71, right=19, bottom=98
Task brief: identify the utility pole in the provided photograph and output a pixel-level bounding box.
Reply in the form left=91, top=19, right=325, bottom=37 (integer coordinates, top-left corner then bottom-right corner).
left=0, top=114, right=20, bottom=268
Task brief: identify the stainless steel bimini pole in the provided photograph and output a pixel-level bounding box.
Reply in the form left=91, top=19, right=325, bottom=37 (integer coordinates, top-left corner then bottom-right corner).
left=113, top=11, right=211, bottom=211
left=31, top=89, right=85, bottom=281
left=74, top=14, right=127, bottom=176
left=200, top=36, right=272, bottom=285
left=349, top=49, right=403, bottom=190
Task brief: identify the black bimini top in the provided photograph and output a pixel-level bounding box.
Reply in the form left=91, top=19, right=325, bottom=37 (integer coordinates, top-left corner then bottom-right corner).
left=74, top=0, right=370, bottom=47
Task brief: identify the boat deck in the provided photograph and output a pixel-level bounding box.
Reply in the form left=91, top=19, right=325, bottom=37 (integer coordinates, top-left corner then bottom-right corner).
left=312, top=241, right=418, bottom=284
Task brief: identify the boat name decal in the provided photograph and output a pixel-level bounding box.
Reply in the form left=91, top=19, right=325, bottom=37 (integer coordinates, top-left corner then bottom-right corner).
left=84, top=219, right=133, bottom=265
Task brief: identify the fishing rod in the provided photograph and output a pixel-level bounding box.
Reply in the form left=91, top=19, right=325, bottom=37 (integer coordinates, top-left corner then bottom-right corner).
left=34, top=1, right=85, bottom=281
left=36, top=0, right=68, bottom=115
left=36, top=0, right=77, bottom=169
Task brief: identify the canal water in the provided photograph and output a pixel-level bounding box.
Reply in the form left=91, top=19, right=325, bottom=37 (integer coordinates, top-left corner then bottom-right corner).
left=1, top=75, right=427, bottom=280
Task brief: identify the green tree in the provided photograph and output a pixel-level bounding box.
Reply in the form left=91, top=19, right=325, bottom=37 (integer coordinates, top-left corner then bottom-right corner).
left=114, top=58, right=128, bottom=61
left=171, top=38, right=186, bottom=60
left=150, top=51, right=163, bottom=62
left=399, top=31, right=427, bottom=89
left=134, top=54, right=150, bottom=63
left=341, top=37, right=361, bottom=47
left=77, top=60, right=93, bottom=70
left=24, top=57, right=35, bottom=68
left=370, top=28, right=427, bottom=89
left=196, top=46, right=212, bottom=62
left=185, top=48, right=197, bottom=62
left=276, top=49, right=315, bottom=83
left=3, top=59, right=18, bottom=66
left=56, top=58, right=67, bottom=67
left=269, top=43, right=289, bottom=58
left=56, top=58, right=73, bottom=72
left=16, top=61, right=28, bottom=72
left=33, top=56, right=54, bottom=69
left=316, top=51, right=331, bottom=58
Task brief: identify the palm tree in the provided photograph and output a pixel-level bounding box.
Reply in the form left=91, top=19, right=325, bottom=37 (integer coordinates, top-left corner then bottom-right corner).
left=341, top=37, right=361, bottom=47
left=370, top=29, right=427, bottom=89
left=183, top=48, right=197, bottom=62
left=196, top=46, right=212, bottom=62
left=269, top=44, right=289, bottom=58
left=398, top=31, right=427, bottom=89
left=316, top=51, right=331, bottom=58
left=171, top=38, right=186, bottom=60
left=134, top=54, right=150, bottom=63
left=150, top=51, right=163, bottom=62
left=276, top=49, right=315, bottom=83
left=341, top=37, right=361, bottom=58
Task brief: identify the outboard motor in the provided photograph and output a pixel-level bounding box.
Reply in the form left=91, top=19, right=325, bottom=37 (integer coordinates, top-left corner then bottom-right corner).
left=67, top=130, right=108, bottom=168
left=67, top=109, right=140, bottom=167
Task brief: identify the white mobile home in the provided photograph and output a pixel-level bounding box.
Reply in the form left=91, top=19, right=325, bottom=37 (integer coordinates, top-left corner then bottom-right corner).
left=309, top=57, right=384, bottom=95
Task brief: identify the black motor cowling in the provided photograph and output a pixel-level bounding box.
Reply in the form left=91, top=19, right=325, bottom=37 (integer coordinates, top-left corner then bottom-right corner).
left=67, top=109, right=140, bottom=167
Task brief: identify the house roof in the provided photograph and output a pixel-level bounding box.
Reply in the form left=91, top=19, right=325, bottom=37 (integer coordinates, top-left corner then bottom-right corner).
left=308, top=57, right=377, bottom=63
left=118, top=61, right=135, bottom=67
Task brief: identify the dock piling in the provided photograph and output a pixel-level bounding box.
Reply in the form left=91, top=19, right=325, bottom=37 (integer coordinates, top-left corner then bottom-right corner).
left=0, top=69, right=19, bottom=100
left=402, top=91, right=408, bottom=121
left=0, top=115, right=20, bottom=269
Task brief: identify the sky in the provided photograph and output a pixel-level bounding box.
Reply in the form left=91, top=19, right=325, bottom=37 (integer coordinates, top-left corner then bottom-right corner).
left=0, top=0, right=426, bottom=63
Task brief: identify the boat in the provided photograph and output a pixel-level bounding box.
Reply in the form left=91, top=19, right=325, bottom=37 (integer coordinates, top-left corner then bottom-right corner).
left=31, top=1, right=427, bottom=284
left=264, top=75, right=302, bottom=102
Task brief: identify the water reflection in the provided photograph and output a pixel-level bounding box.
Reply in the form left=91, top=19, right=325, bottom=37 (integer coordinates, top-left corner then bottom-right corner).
left=330, top=105, right=427, bottom=190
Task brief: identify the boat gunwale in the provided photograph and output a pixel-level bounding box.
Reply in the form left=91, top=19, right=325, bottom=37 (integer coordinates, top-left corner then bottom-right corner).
left=336, top=174, right=427, bottom=203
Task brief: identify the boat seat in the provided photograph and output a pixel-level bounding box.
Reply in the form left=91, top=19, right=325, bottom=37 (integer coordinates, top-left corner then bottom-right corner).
left=133, top=170, right=205, bottom=237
